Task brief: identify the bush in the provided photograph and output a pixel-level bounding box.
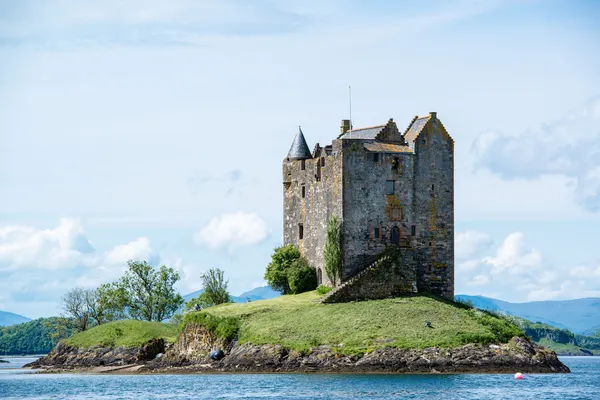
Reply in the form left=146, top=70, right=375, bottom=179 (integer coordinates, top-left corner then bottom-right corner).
left=182, top=312, right=240, bottom=341
left=287, top=258, right=317, bottom=294
left=264, top=245, right=301, bottom=294
left=316, top=285, right=332, bottom=295
left=323, top=215, right=342, bottom=285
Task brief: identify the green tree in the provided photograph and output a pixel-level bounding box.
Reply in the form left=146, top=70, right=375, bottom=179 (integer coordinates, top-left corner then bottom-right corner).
left=119, top=260, right=184, bottom=322
left=287, top=257, right=317, bottom=294
left=87, top=283, right=128, bottom=325
left=323, top=215, right=343, bottom=286
left=186, top=268, right=231, bottom=312
left=264, top=245, right=301, bottom=294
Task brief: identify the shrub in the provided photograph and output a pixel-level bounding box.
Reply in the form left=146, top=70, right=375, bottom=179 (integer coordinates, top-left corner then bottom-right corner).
left=316, top=285, right=332, bottom=295
left=264, top=245, right=301, bottom=294
left=182, top=312, right=240, bottom=341
left=323, top=215, right=342, bottom=285
left=287, top=258, right=317, bottom=294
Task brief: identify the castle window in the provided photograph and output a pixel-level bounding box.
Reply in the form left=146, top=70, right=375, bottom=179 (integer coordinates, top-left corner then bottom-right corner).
left=411, top=225, right=416, bottom=236
left=321, top=157, right=325, bottom=167
left=431, top=184, right=434, bottom=191
left=301, top=184, right=305, bottom=198
left=374, top=228, right=380, bottom=239
left=421, top=139, right=426, bottom=144
left=299, top=224, right=304, bottom=240
left=391, top=226, right=400, bottom=245
left=392, top=157, right=399, bottom=171
left=373, top=153, right=379, bottom=162
left=429, top=241, right=432, bottom=247
left=386, top=180, right=395, bottom=195
left=301, top=160, right=305, bottom=170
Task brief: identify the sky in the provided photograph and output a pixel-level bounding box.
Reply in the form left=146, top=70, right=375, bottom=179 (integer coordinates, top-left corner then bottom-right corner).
left=1, top=0, right=599, bottom=319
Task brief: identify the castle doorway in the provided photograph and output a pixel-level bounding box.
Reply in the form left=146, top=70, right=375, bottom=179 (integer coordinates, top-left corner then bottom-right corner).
left=391, top=226, right=400, bottom=245
left=317, top=268, right=323, bottom=285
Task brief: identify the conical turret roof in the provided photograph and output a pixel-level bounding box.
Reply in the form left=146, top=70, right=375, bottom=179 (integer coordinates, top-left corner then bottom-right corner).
left=286, top=126, right=312, bottom=160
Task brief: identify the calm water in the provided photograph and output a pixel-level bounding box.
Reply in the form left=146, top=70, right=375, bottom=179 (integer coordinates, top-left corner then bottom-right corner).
left=0, top=357, right=598, bottom=399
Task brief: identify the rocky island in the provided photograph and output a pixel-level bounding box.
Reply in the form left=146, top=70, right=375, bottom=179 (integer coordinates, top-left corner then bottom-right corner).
left=25, top=292, right=570, bottom=374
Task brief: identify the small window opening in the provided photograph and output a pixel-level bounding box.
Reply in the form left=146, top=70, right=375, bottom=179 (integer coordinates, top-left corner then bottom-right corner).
left=321, top=157, right=325, bottom=167
left=373, top=153, right=379, bottom=162
left=392, top=157, right=399, bottom=171
left=391, top=226, right=400, bottom=245
left=301, top=159, right=305, bottom=170
left=421, top=139, right=426, bottom=144
left=386, top=180, right=395, bottom=195
left=301, top=185, right=305, bottom=198
left=411, top=225, right=416, bottom=236
left=374, top=228, right=380, bottom=238
left=428, top=241, right=432, bottom=247
left=299, top=224, right=304, bottom=240
left=431, top=184, right=434, bottom=191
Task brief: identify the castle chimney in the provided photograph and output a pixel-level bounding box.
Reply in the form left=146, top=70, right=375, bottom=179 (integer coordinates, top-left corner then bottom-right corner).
left=340, top=119, right=351, bottom=134
left=429, top=112, right=437, bottom=119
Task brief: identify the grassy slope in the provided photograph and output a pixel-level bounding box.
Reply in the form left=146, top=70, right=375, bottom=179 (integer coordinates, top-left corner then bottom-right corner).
left=200, top=291, right=523, bottom=354
left=64, top=320, right=178, bottom=349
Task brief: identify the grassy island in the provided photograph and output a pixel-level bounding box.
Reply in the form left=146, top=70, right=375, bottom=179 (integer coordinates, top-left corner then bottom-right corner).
left=64, top=320, right=178, bottom=348
left=186, top=291, right=524, bottom=354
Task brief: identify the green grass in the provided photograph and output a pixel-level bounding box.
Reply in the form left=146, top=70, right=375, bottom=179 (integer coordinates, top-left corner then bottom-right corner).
left=537, top=338, right=600, bottom=355
left=64, top=320, right=179, bottom=349
left=190, top=291, right=524, bottom=354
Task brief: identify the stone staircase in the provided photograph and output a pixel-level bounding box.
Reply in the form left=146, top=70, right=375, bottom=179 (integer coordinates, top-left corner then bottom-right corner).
left=320, top=255, right=391, bottom=303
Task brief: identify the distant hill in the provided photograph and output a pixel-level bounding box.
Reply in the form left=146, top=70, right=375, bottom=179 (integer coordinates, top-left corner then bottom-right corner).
left=183, top=286, right=281, bottom=305
left=0, top=311, right=31, bottom=327
left=0, top=317, right=72, bottom=355
left=455, top=295, right=600, bottom=335
left=508, top=316, right=600, bottom=356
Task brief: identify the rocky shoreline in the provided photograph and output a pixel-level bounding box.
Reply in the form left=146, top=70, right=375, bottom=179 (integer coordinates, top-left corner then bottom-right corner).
left=25, top=335, right=570, bottom=374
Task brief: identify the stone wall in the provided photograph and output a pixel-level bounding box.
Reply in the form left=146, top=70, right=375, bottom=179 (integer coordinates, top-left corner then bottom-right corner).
left=322, top=248, right=418, bottom=303
left=341, top=139, right=416, bottom=279
left=410, top=114, right=454, bottom=299
left=283, top=141, right=343, bottom=286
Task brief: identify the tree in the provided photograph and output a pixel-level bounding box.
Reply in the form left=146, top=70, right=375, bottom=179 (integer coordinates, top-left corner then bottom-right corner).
left=186, top=268, right=231, bottom=312
left=119, top=260, right=184, bottom=322
left=86, top=283, right=128, bottom=325
left=287, top=257, right=317, bottom=294
left=61, top=287, right=92, bottom=332
left=323, top=215, right=343, bottom=286
left=264, top=245, right=301, bottom=294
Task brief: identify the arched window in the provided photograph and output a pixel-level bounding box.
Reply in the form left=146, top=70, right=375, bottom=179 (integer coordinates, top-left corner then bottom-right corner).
left=391, top=226, right=400, bottom=245
left=317, top=268, right=323, bottom=285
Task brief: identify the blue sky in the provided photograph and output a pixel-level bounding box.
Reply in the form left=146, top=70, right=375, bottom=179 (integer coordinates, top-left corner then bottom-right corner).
left=1, top=0, right=599, bottom=318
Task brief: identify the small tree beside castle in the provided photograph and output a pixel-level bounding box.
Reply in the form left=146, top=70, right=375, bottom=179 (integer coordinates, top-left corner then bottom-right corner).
left=323, top=215, right=342, bottom=286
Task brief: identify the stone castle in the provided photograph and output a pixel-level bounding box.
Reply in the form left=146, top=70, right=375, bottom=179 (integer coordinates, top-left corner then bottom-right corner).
left=283, top=113, right=454, bottom=300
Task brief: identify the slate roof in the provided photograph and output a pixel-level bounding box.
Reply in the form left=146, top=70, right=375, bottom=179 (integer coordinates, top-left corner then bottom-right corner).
left=363, top=143, right=413, bottom=153
left=404, top=116, right=430, bottom=142
left=339, top=124, right=386, bottom=140
left=287, top=127, right=312, bottom=160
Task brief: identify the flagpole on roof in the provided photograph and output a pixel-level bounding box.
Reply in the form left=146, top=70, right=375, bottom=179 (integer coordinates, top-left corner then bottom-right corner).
left=349, top=85, right=352, bottom=130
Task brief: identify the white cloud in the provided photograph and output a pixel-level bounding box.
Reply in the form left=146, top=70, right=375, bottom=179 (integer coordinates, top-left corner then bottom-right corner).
left=455, top=230, right=600, bottom=302
left=194, top=212, right=270, bottom=250
left=471, top=97, right=600, bottom=212
left=455, top=230, right=493, bottom=260
left=0, top=219, right=167, bottom=317
left=104, top=237, right=157, bottom=265
left=0, top=218, right=95, bottom=271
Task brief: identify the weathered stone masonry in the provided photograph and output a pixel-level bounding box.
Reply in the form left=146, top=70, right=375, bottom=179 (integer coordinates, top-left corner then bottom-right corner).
left=283, top=113, right=454, bottom=300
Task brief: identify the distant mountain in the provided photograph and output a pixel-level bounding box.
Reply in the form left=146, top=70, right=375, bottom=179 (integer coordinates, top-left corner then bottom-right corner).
left=0, top=311, right=31, bottom=327
left=237, top=286, right=281, bottom=300
left=183, top=286, right=281, bottom=305
left=455, top=295, right=600, bottom=335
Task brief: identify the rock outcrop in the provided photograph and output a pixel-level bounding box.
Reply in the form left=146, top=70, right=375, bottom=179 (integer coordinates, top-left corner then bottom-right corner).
left=24, top=338, right=165, bottom=369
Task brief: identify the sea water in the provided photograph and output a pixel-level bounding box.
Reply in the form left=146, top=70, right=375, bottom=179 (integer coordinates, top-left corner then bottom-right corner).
left=0, top=356, right=598, bottom=399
